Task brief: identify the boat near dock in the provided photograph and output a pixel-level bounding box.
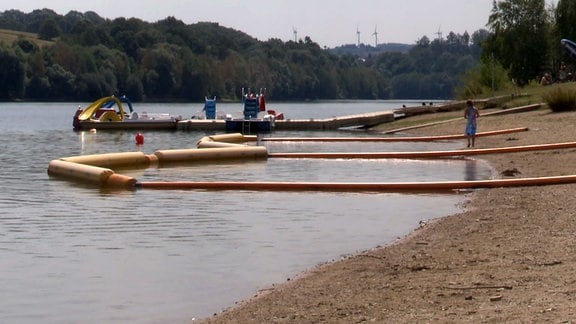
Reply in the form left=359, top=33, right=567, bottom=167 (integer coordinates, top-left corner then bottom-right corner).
left=73, top=95, right=182, bottom=131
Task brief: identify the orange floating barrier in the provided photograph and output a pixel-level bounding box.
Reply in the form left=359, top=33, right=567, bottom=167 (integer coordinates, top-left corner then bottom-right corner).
left=383, top=103, right=541, bottom=134
left=268, top=141, right=576, bottom=159
left=137, top=174, right=576, bottom=192
left=105, top=173, right=137, bottom=188
left=261, top=127, right=529, bottom=142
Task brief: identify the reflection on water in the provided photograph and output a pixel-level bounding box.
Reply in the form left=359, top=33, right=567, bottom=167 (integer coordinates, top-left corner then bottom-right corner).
left=465, top=158, right=478, bottom=181
left=0, top=102, right=492, bottom=322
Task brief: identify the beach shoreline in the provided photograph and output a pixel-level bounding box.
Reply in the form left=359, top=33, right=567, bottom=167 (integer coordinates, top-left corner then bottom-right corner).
left=201, top=106, right=576, bottom=322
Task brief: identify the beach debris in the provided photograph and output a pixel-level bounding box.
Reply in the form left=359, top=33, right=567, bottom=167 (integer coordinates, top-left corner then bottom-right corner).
left=489, top=295, right=503, bottom=301
left=444, top=284, right=513, bottom=290
left=409, top=265, right=430, bottom=272
left=540, top=259, right=562, bottom=266
left=501, top=168, right=521, bottom=177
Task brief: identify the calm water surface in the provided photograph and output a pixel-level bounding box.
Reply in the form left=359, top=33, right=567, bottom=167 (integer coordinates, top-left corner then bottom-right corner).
left=0, top=101, right=492, bottom=323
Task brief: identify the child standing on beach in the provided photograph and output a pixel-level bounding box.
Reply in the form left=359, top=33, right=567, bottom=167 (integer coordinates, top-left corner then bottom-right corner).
left=464, top=99, right=479, bottom=148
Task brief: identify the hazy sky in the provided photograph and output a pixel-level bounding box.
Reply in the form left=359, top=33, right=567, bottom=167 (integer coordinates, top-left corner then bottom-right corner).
left=0, top=1, right=556, bottom=47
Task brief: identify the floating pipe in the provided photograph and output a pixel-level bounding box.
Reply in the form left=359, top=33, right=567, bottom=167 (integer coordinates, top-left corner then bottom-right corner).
left=268, top=141, right=576, bottom=159
left=48, top=159, right=115, bottom=185
left=196, top=133, right=258, bottom=147
left=48, top=159, right=137, bottom=187
left=154, top=146, right=268, bottom=164
left=136, top=174, right=576, bottom=192
left=47, top=134, right=268, bottom=187
left=207, top=133, right=257, bottom=143
left=61, top=152, right=150, bottom=168
left=261, top=127, right=529, bottom=142
left=146, top=154, right=160, bottom=167
left=197, top=141, right=249, bottom=149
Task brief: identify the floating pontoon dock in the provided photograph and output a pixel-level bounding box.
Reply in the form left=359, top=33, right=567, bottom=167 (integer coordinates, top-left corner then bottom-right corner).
left=176, top=110, right=395, bottom=131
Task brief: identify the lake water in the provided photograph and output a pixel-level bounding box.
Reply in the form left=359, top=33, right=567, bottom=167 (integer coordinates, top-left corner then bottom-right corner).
left=0, top=100, right=492, bottom=323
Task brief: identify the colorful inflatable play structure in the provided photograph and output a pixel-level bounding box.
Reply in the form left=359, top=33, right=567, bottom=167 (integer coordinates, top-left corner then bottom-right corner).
left=47, top=129, right=576, bottom=192
left=73, top=95, right=182, bottom=131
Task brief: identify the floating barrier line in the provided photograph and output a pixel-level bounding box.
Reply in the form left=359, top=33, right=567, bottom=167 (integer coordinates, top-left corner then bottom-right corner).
left=48, top=131, right=576, bottom=192
left=383, top=103, right=542, bottom=134
left=261, top=127, right=529, bottom=142
left=267, top=141, right=576, bottom=159
left=136, top=174, right=576, bottom=192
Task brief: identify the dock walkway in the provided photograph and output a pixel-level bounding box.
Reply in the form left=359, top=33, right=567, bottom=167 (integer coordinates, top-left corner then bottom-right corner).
left=176, top=110, right=395, bottom=131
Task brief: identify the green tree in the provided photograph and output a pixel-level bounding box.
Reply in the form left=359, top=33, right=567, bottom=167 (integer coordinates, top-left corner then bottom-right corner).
left=38, top=19, right=61, bottom=40
left=0, top=46, right=25, bottom=99
left=125, top=74, right=144, bottom=101
left=486, top=0, right=551, bottom=85
left=457, top=58, right=513, bottom=99
left=556, top=0, right=576, bottom=40
left=46, top=64, right=76, bottom=99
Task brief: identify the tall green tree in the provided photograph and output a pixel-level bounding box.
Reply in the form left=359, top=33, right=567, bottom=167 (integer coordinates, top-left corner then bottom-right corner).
left=486, top=0, right=551, bottom=85
left=0, top=47, right=25, bottom=99
left=556, top=0, right=576, bottom=41
left=38, top=19, right=61, bottom=40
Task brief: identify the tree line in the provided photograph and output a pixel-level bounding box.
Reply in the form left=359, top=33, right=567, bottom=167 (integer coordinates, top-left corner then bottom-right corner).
left=0, top=7, right=510, bottom=102
left=460, top=0, right=576, bottom=97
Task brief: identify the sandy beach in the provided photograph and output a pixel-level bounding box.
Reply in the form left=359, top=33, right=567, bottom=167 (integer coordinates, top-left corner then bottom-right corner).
left=201, top=103, right=576, bottom=322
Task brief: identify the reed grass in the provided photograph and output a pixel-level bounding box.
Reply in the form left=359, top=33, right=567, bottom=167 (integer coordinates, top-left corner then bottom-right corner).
left=542, top=83, right=576, bottom=112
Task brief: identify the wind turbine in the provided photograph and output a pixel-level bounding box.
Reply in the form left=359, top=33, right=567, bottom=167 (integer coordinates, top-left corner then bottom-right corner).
left=356, top=25, right=361, bottom=47
left=435, top=25, right=443, bottom=43
left=292, top=27, right=298, bottom=42
left=372, top=25, right=378, bottom=48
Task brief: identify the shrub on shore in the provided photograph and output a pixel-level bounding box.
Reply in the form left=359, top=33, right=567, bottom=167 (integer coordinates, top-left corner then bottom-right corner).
left=542, top=84, right=576, bottom=112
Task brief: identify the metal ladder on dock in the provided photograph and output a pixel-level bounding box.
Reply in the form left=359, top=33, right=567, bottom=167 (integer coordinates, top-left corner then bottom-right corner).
left=242, top=120, right=251, bottom=134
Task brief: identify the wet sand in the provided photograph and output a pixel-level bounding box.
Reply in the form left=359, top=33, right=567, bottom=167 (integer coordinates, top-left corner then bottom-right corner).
left=201, top=106, right=576, bottom=322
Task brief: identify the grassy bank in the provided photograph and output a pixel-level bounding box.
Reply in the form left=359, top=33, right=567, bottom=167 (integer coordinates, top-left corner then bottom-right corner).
left=0, top=28, right=54, bottom=47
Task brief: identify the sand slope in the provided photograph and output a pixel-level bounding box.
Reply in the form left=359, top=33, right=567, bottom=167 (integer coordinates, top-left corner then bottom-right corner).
left=201, top=106, right=576, bottom=323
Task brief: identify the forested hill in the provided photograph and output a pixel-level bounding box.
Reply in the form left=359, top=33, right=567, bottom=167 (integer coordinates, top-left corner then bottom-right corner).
left=0, top=8, right=487, bottom=102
